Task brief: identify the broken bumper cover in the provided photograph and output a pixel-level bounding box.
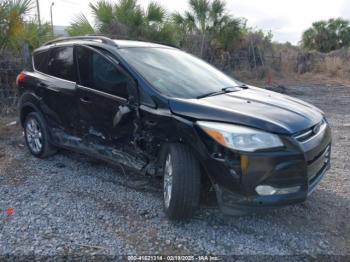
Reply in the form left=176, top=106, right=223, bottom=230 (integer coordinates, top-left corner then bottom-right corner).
left=214, top=160, right=330, bottom=215
left=198, top=124, right=332, bottom=214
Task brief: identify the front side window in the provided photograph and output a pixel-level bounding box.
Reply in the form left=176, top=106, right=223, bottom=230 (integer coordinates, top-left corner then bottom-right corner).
left=118, top=47, right=240, bottom=99
left=47, top=46, right=76, bottom=82
left=33, top=50, right=49, bottom=73
left=76, top=46, right=128, bottom=98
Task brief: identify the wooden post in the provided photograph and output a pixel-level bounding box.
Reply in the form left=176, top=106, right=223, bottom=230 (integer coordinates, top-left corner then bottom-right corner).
left=250, top=39, right=257, bottom=70
left=257, top=47, right=264, bottom=66
left=36, top=0, right=41, bottom=27
left=200, top=33, right=205, bottom=58
left=21, top=42, right=30, bottom=68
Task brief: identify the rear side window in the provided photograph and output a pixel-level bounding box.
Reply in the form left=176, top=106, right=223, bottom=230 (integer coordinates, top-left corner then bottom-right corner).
left=47, top=46, right=76, bottom=82
left=33, top=51, right=49, bottom=73
left=76, top=46, right=128, bottom=98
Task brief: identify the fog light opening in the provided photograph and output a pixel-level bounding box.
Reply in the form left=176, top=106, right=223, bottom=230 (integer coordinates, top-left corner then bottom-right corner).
left=255, top=185, right=276, bottom=196
left=255, top=185, right=301, bottom=196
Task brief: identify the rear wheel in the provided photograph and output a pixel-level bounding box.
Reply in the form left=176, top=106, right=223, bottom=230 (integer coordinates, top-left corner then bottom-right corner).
left=24, top=112, right=57, bottom=158
left=162, top=144, right=201, bottom=220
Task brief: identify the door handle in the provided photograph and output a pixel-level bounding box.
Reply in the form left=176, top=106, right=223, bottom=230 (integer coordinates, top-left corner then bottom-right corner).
left=80, top=97, right=91, bottom=104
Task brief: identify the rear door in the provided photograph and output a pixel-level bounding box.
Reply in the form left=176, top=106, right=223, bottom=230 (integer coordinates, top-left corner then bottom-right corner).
left=75, top=45, right=136, bottom=142
left=37, top=46, right=79, bottom=133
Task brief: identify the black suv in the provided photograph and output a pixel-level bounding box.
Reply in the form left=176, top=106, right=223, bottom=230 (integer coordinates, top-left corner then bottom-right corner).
left=17, top=36, right=331, bottom=220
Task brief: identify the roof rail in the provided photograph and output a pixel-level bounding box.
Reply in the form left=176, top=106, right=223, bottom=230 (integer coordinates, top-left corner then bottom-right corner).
left=43, top=35, right=117, bottom=47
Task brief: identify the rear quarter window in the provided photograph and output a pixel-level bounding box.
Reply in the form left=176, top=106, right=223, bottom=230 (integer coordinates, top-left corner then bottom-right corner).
left=33, top=51, right=49, bottom=73
left=47, top=46, right=76, bottom=82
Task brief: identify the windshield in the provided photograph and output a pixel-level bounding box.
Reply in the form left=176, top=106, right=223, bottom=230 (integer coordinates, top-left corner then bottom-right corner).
left=118, top=47, right=240, bottom=99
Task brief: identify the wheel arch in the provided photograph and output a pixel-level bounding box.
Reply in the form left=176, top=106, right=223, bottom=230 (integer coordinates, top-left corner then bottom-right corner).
left=156, top=141, right=214, bottom=195
left=154, top=115, right=215, bottom=186
left=18, top=91, right=43, bottom=127
left=20, top=102, right=41, bottom=127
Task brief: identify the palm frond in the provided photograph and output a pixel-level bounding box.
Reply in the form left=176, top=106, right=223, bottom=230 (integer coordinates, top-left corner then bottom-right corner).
left=115, top=0, right=137, bottom=13
left=115, top=0, right=144, bottom=27
left=210, top=0, right=225, bottom=18
left=146, top=2, right=166, bottom=23
left=0, top=0, right=34, bottom=50
left=7, top=0, right=33, bottom=16
left=184, top=11, right=196, bottom=32
left=172, top=12, right=185, bottom=25
left=66, top=13, right=95, bottom=36
left=189, top=0, right=209, bottom=31
left=89, top=0, right=114, bottom=26
left=22, top=20, right=52, bottom=49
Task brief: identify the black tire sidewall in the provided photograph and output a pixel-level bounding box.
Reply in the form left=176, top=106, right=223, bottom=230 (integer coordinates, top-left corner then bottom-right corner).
left=162, top=144, right=201, bottom=220
left=24, top=112, right=50, bottom=158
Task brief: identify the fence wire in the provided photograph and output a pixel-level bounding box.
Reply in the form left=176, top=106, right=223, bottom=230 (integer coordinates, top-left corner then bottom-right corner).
left=0, top=54, right=23, bottom=114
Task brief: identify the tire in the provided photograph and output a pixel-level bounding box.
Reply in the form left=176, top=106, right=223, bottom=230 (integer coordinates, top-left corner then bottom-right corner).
left=162, top=144, right=201, bottom=220
left=24, top=112, right=57, bottom=158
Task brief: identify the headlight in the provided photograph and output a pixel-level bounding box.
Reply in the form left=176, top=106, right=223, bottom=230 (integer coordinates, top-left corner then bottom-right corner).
left=197, top=121, right=283, bottom=152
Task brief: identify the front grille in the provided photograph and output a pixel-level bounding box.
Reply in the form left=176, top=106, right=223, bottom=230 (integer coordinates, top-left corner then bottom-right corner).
left=295, top=129, right=314, bottom=142
left=294, top=119, right=327, bottom=143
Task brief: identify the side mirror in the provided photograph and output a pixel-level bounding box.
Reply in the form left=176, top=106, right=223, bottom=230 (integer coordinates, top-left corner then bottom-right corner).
left=113, top=104, right=132, bottom=127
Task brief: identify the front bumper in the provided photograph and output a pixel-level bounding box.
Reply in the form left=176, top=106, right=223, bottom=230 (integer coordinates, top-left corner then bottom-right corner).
left=215, top=157, right=330, bottom=215
left=196, top=122, right=332, bottom=214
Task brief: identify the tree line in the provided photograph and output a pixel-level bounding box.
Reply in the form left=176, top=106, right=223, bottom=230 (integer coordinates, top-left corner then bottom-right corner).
left=1, top=0, right=350, bottom=55
left=301, top=18, right=350, bottom=53
left=67, top=0, right=248, bottom=57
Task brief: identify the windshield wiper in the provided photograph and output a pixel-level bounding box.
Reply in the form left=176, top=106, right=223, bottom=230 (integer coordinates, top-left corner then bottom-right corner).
left=222, top=84, right=248, bottom=92
left=196, top=90, right=226, bottom=99
left=196, top=84, right=248, bottom=99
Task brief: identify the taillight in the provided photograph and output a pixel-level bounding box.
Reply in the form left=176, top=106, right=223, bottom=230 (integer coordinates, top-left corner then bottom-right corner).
left=16, top=72, right=26, bottom=86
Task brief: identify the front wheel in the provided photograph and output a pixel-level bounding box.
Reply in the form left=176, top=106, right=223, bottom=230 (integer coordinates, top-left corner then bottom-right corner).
left=162, top=144, right=201, bottom=220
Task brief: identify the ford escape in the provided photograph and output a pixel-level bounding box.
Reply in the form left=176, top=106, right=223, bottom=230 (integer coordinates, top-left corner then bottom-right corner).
left=16, top=36, right=332, bottom=220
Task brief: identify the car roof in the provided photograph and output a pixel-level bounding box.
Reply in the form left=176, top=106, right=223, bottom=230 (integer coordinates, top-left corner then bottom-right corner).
left=113, top=40, right=172, bottom=49
left=34, top=37, right=176, bottom=53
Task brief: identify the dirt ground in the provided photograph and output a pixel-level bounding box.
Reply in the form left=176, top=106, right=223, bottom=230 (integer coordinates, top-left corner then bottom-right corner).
left=0, top=85, right=349, bottom=259
left=237, top=71, right=350, bottom=89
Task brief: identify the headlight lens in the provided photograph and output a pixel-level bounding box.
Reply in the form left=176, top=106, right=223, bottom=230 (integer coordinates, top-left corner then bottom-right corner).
left=197, top=121, right=283, bottom=152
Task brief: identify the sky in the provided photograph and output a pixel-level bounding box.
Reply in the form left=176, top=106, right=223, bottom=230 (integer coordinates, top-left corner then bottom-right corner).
left=32, top=0, right=350, bottom=44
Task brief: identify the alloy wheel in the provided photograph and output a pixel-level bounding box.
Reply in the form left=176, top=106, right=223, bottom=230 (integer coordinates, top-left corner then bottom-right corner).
left=25, top=117, right=43, bottom=154
left=163, top=154, right=173, bottom=208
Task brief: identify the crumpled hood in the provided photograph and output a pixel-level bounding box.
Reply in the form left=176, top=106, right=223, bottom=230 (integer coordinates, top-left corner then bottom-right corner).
left=169, top=86, right=324, bottom=135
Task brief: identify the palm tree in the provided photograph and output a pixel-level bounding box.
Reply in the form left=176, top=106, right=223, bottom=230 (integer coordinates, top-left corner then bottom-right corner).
left=186, top=0, right=211, bottom=56
left=67, top=0, right=178, bottom=44
left=172, top=0, right=242, bottom=56
left=114, top=0, right=144, bottom=29
left=0, top=0, right=32, bottom=50
left=0, top=0, right=52, bottom=51
left=66, top=14, right=95, bottom=36
left=22, top=20, right=52, bottom=49
left=146, top=2, right=166, bottom=24
left=301, top=18, right=350, bottom=52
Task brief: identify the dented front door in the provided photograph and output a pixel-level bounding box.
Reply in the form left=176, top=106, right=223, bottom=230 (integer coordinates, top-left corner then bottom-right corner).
left=75, top=45, right=135, bottom=142
left=76, top=86, right=135, bottom=141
